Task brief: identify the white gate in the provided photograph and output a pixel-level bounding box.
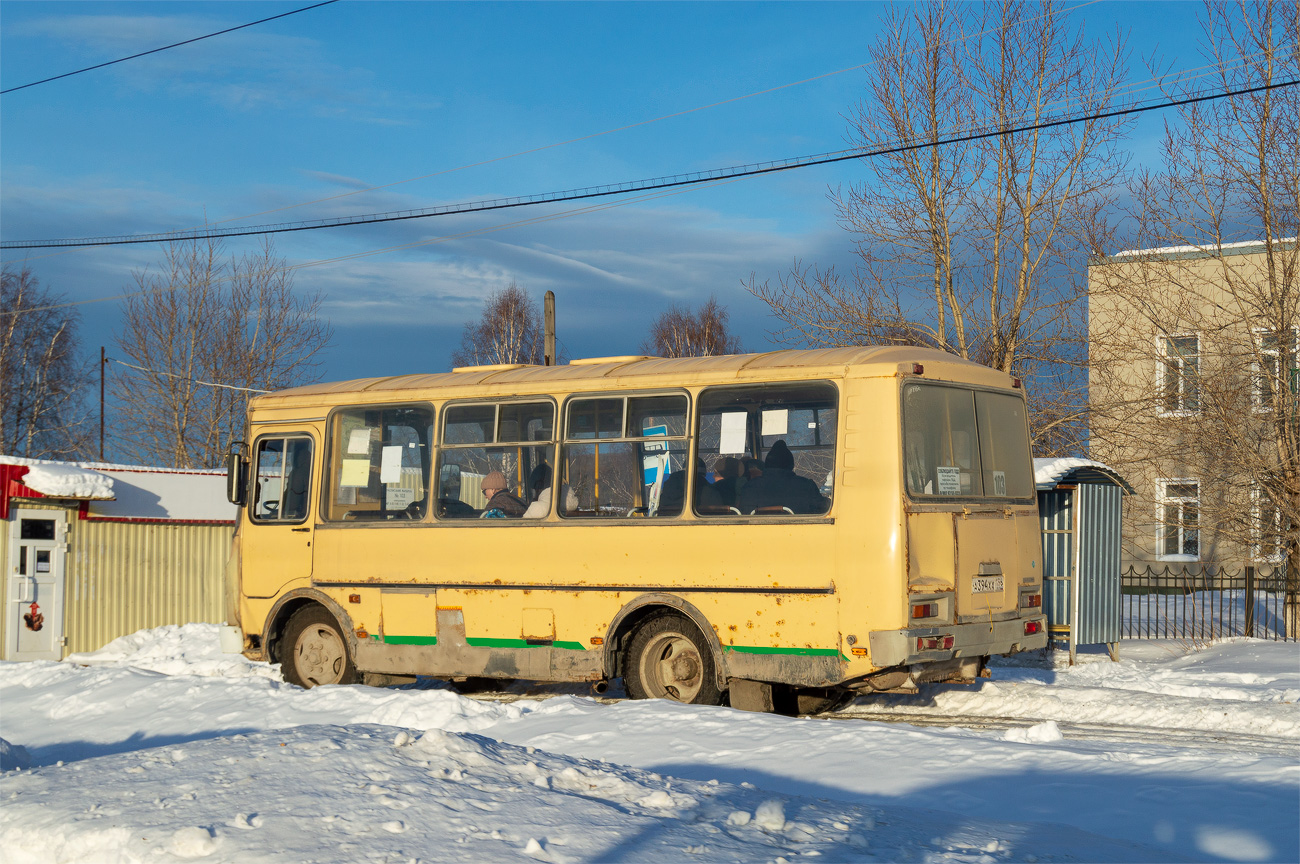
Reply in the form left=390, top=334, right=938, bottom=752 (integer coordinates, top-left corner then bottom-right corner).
left=5, top=508, right=67, bottom=661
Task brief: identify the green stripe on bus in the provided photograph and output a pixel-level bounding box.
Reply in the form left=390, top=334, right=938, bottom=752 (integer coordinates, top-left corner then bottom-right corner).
left=465, top=637, right=586, bottom=651
left=383, top=635, right=438, bottom=646
left=724, top=645, right=842, bottom=657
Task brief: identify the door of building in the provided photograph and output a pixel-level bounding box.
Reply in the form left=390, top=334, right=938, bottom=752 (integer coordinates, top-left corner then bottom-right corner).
left=5, top=508, right=68, bottom=661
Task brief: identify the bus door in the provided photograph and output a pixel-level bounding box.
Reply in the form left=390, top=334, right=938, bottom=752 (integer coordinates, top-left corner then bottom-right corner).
left=245, top=434, right=317, bottom=594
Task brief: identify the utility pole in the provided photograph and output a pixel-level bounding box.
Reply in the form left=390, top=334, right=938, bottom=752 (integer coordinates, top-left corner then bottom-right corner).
left=99, top=346, right=106, bottom=461
left=544, top=291, right=556, bottom=366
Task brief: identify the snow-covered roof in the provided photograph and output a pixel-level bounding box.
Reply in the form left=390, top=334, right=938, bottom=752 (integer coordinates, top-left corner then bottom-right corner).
left=0, top=456, right=115, bottom=500
left=1107, top=236, right=1295, bottom=262
left=1033, top=457, right=1133, bottom=493
left=2, top=455, right=235, bottom=522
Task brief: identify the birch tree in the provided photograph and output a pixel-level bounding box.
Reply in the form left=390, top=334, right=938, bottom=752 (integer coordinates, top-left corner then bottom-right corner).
left=747, top=0, right=1130, bottom=456
left=641, top=296, right=744, bottom=358
left=114, top=239, right=331, bottom=468
left=0, top=265, right=91, bottom=458
left=450, top=282, right=546, bottom=367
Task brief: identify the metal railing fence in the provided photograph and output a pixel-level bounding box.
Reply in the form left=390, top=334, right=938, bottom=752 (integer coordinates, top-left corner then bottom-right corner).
left=1121, top=564, right=1297, bottom=642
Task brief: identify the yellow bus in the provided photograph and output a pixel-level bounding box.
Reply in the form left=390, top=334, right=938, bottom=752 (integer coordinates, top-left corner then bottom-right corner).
left=223, top=346, right=1047, bottom=713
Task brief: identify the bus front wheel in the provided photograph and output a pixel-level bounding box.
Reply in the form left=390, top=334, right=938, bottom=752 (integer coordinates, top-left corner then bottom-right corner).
left=624, top=613, right=723, bottom=705
left=281, top=605, right=358, bottom=689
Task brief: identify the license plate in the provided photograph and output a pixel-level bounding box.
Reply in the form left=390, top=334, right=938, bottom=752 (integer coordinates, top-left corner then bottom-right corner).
left=971, top=575, right=1004, bottom=594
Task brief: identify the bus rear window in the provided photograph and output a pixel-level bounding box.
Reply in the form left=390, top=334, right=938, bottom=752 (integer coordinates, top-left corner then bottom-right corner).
left=903, top=384, right=1031, bottom=500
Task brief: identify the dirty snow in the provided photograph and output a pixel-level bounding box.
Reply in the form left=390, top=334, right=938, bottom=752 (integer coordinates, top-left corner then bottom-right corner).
left=2, top=624, right=1296, bottom=863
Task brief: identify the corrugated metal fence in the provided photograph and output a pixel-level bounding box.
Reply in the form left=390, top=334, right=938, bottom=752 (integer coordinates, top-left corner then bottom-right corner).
left=65, top=521, right=233, bottom=654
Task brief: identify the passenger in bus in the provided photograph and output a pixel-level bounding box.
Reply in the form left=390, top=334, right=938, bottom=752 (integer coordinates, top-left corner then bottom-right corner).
left=710, top=457, right=742, bottom=508
left=523, top=463, right=577, bottom=518
left=658, top=457, right=720, bottom=516
left=480, top=471, right=527, bottom=517
left=737, top=440, right=829, bottom=515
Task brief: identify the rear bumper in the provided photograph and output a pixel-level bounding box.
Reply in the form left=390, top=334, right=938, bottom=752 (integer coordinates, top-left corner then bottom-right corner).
left=867, top=615, right=1047, bottom=667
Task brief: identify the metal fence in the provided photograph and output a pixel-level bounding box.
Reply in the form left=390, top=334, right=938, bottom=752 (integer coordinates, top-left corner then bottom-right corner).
left=1121, top=564, right=1297, bottom=642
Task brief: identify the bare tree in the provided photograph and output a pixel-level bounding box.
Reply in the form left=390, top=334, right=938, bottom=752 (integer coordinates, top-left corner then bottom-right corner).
left=1090, top=0, right=1299, bottom=579
left=641, top=296, right=744, bottom=358
left=451, top=282, right=546, bottom=367
left=1, top=265, right=91, bottom=458
left=114, top=239, right=331, bottom=468
left=747, top=0, right=1129, bottom=456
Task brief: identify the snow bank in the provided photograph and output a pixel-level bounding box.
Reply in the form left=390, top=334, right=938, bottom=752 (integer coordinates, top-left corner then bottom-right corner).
left=0, top=723, right=1176, bottom=863
left=3, top=625, right=1296, bottom=862
left=65, top=624, right=278, bottom=679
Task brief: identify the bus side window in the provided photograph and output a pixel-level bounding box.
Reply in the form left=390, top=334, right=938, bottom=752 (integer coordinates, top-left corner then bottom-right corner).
left=252, top=436, right=313, bottom=523
left=436, top=400, right=555, bottom=520
left=695, top=381, right=838, bottom=516
left=324, top=404, right=434, bottom=521
left=561, top=394, right=688, bottom=519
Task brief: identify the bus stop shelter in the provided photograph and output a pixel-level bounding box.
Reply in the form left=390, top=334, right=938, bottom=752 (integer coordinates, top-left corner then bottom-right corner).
left=1034, top=458, right=1133, bottom=664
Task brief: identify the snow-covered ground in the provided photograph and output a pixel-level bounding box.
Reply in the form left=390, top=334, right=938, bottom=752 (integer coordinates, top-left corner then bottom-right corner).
left=2, top=626, right=1296, bottom=863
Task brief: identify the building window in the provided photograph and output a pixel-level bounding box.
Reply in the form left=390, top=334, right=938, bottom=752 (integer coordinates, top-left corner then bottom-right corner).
left=1254, top=328, right=1297, bottom=409
left=1157, top=480, right=1199, bottom=560
left=1160, top=334, right=1199, bottom=414
left=1253, top=487, right=1285, bottom=563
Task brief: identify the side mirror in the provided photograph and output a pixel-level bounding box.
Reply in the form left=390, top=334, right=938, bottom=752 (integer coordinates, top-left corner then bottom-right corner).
left=226, top=442, right=248, bottom=507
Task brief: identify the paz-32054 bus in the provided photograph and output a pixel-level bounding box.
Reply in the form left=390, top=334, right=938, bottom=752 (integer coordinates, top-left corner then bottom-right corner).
left=222, top=346, right=1046, bottom=713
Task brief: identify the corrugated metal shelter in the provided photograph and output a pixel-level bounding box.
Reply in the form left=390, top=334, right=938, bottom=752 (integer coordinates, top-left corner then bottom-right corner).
left=1035, top=458, right=1133, bottom=664
left=1, top=456, right=236, bottom=660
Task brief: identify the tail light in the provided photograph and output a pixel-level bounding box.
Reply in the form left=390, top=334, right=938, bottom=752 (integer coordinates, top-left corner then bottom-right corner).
left=1020, top=593, right=1042, bottom=609
left=1024, top=620, right=1042, bottom=636
left=916, top=635, right=954, bottom=651
left=911, top=602, right=939, bottom=619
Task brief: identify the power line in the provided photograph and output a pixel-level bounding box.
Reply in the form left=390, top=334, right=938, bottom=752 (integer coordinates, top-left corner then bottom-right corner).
left=0, top=0, right=340, bottom=95
left=135, top=0, right=1105, bottom=233
left=109, top=358, right=270, bottom=393
left=5, top=76, right=1295, bottom=253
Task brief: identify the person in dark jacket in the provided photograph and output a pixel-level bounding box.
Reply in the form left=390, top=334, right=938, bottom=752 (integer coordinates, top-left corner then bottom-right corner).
left=737, top=440, right=829, bottom=514
left=657, top=457, right=721, bottom=516
left=480, top=471, right=526, bottom=517
left=710, top=457, right=743, bottom=509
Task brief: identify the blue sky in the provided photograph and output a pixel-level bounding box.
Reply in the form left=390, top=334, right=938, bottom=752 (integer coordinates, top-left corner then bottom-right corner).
left=2, top=1, right=1206, bottom=385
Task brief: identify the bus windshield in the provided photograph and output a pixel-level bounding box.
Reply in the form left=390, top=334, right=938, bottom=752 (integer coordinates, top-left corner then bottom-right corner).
left=902, top=383, right=1032, bottom=500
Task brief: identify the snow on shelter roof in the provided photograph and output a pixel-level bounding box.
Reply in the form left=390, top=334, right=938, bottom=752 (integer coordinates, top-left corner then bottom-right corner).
left=1, top=455, right=235, bottom=522
left=1033, top=457, right=1133, bottom=493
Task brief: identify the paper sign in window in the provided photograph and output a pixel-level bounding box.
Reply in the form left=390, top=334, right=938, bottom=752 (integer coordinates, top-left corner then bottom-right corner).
left=340, top=459, right=369, bottom=487
left=386, top=486, right=415, bottom=510
left=720, top=412, right=747, bottom=455
left=936, top=466, right=961, bottom=495
left=992, top=470, right=1007, bottom=496
left=347, top=428, right=373, bottom=455
left=761, top=409, right=788, bottom=437
left=380, top=446, right=403, bottom=484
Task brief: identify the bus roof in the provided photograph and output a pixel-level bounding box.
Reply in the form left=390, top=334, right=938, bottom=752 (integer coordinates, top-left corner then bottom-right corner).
left=251, top=346, right=1010, bottom=410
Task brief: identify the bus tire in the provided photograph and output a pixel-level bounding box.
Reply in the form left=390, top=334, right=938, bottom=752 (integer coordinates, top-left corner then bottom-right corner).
left=624, top=612, right=723, bottom=705
left=281, top=605, right=358, bottom=689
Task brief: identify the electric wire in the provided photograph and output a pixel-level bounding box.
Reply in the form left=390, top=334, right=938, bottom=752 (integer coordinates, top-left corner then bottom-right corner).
left=0, top=0, right=340, bottom=95
left=108, top=358, right=270, bottom=393
left=71, top=0, right=1104, bottom=234
left=6, top=75, right=1295, bottom=253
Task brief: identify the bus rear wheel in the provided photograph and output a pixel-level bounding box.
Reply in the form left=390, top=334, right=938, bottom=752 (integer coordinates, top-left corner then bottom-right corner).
left=281, top=605, right=358, bottom=689
left=624, top=613, right=723, bottom=705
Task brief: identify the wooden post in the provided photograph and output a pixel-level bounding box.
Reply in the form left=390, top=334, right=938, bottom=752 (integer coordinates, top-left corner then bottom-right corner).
left=99, top=346, right=106, bottom=461
left=544, top=291, right=556, bottom=366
